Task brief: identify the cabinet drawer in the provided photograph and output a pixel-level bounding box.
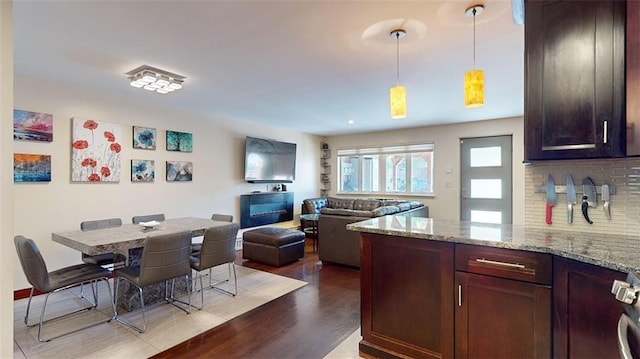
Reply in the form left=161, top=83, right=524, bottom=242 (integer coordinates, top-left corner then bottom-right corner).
left=455, top=244, right=552, bottom=285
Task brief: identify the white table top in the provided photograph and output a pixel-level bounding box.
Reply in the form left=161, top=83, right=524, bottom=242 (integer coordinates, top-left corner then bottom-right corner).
left=52, top=217, right=232, bottom=255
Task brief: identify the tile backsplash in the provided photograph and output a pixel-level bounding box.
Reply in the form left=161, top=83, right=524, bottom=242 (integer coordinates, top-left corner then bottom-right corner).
left=525, top=158, right=640, bottom=236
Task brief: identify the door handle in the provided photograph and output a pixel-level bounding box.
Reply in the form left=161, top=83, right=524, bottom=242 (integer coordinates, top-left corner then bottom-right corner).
left=458, top=285, right=462, bottom=307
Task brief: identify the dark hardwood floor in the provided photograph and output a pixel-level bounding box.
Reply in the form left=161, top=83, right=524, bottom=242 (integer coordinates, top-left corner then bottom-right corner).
left=152, top=239, right=361, bottom=359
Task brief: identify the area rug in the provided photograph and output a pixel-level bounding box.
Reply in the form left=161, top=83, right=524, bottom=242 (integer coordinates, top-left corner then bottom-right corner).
left=13, top=266, right=307, bottom=359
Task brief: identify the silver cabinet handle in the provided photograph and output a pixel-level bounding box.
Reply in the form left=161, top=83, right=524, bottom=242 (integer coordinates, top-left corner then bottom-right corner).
left=604, top=120, right=608, bottom=144
left=458, top=285, right=462, bottom=307
left=475, top=258, right=526, bottom=269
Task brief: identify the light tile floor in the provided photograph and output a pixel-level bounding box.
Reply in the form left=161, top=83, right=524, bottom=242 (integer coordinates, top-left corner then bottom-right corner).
left=14, top=266, right=306, bottom=359
left=323, top=327, right=362, bottom=359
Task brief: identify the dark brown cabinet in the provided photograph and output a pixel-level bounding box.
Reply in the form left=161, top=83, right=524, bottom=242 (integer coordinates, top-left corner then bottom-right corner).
left=553, top=256, right=626, bottom=358
left=454, top=244, right=552, bottom=358
left=360, top=233, right=454, bottom=359
left=524, top=0, right=626, bottom=161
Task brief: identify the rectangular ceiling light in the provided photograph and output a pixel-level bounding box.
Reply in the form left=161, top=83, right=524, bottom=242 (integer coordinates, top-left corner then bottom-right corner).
left=126, top=65, right=185, bottom=94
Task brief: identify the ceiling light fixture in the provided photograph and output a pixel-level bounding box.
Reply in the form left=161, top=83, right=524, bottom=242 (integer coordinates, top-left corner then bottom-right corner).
left=126, top=65, right=185, bottom=95
left=465, top=4, right=485, bottom=108
left=390, top=29, right=407, bottom=119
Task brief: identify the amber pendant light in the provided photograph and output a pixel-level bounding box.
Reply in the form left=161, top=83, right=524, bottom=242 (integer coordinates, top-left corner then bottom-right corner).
left=390, top=29, right=407, bottom=119
left=465, top=4, right=485, bottom=108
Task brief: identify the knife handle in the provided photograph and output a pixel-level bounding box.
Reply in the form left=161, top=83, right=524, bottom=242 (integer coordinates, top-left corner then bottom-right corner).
left=581, top=196, right=593, bottom=224
left=568, top=203, right=573, bottom=224
left=604, top=201, right=611, bottom=220
left=546, top=203, right=554, bottom=225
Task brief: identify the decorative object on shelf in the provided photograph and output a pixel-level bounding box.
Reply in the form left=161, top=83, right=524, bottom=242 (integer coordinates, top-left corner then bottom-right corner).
left=321, top=141, right=331, bottom=197
left=14, top=153, right=51, bottom=182
left=132, top=126, right=156, bottom=150
left=131, top=159, right=155, bottom=182
left=71, top=118, right=122, bottom=183
left=166, top=130, right=193, bottom=152
left=166, top=160, right=193, bottom=182
left=13, top=109, right=53, bottom=142
left=465, top=4, right=485, bottom=108
left=390, top=29, right=407, bottom=119
left=126, top=65, right=184, bottom=94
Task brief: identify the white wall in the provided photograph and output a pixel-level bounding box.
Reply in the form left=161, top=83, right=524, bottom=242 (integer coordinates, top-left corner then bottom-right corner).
left=12, top=75, right=320, bottom=290
left=1, top=1, right=15, bottom=357
left=327, top=117, right=526, bottom=225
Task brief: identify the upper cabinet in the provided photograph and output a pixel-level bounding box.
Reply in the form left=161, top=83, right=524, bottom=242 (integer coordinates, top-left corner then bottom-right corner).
left=627, top=1, right=640, bottom=155
left=524, top=0, right=627, bottom=161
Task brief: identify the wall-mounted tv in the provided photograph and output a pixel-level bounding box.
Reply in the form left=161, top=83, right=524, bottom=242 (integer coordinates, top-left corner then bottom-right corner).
left=244, top=136, right=297, bottom=183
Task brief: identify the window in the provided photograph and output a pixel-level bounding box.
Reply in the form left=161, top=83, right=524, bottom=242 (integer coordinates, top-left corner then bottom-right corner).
left=337, top=143, right=434, bottom=195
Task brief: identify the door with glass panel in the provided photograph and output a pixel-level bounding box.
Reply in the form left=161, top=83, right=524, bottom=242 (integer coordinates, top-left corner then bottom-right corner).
left=460, top=136, right=512, bottom=224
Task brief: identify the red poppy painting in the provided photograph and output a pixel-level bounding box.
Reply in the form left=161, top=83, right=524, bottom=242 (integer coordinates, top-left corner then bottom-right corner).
left=71, top=117, right=122, bottom=182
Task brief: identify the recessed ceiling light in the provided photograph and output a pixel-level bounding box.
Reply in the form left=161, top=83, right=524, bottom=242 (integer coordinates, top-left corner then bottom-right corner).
left=348, top=120, right=355, bottom=125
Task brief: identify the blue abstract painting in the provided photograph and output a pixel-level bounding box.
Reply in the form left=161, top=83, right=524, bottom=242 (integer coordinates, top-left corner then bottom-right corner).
left=133, top=126, right=156, bottom=150
left=166, top=130, right=193, bottom=152
left=131, top=159, right=155, bottom=182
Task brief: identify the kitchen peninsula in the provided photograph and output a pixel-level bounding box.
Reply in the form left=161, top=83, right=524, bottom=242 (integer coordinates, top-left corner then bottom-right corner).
left=348, top=216, right=636, bottom=358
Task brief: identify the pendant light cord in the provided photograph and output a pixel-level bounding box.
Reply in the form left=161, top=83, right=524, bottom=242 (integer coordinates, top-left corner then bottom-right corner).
left=395, top=31, right=400, bottom=85
left=472, top=8, right=477, bottom=68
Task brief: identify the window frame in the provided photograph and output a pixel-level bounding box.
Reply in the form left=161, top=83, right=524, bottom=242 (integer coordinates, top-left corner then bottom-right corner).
left=336, top=143, right=434, bottom=196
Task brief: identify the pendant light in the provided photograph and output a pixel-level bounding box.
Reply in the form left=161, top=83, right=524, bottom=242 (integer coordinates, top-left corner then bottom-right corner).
left=390, top=29, right=407, bottom=119
left=465, top=4, right=485, bottom=108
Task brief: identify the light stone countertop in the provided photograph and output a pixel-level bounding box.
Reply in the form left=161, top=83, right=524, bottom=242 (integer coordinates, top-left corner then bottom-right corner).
left=347, top=216, right=640, bottom=273
left=52, top=217, right=230, bottom=255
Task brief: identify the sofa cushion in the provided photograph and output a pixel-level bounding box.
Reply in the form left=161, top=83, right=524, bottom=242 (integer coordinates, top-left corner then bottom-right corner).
left=303, top=197, right=328, bottom=214
left=409, top=201, right=425, bottom=209
left=327, top=197, right=355, bottom=209
left=353, top=199, right=382, bottom=211
left=321, top=208, right=365, bottom=216
left=371, top=205, right=400, bottom=217
left=394, top=202, right=412, bottom=212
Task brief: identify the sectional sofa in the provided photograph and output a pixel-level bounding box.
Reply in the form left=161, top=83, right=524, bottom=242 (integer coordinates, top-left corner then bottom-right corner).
left=301, top=197, right=429, bottom=267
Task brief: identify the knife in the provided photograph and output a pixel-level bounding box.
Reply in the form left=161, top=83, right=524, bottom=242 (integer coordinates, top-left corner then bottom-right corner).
left=602, top=184, right=611, bottom=220
left=566, top=174, right=577, bottom=224
left=546, top=174, right=557, bottom=225
left=581, top=177, right=597, bottom=224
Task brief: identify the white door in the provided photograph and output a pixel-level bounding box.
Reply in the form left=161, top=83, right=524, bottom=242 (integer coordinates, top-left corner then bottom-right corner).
left=460, top=136, right=513, bottom=224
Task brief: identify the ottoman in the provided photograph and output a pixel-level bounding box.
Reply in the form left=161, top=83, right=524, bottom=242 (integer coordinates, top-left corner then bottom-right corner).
left=242, top=227, right=306, bottom=267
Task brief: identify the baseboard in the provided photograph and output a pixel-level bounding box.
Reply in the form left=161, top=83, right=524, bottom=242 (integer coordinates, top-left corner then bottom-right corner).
left=14, top=288, right=40, bottom=300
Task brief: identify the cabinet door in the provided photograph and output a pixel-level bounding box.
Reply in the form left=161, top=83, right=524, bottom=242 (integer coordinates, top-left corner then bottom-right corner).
left=360, top=233, right=454, bottom=359
left=455, top=271, right=551, bottom=359
left=553, top=256, right=626, bottom=358
left=525, top=0, right=626, bottom=160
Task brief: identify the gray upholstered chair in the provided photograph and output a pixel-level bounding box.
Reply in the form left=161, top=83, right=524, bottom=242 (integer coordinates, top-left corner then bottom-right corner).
left=131, top=213, right=166, bottom=224
left=14, top=235, right=116, bottom=342
left=190, top=223, right=240, bottom=309
left=80, top=217, right=122, bottom=266
left=114, top=231, right=192, bottom=333
left=191, top=213, right=234, bottom=255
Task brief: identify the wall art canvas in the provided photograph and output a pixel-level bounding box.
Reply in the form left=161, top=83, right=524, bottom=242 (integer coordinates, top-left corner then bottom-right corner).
left=13, top=109, right=53, bottom=142
left=14, top=153, right=51, bottom=182
left=166, top=160, right=193, bottom=182
left=71, top=118, right=122, bottom=182
left=131, top=159, right=155, bottom=182
left=132, top=126, right=156, bottom=150
left=166, top=130, right=193, bottom=152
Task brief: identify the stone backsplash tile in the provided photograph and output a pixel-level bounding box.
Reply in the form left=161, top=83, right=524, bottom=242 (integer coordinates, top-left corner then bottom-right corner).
left=525, top=158, right=640, bottom=235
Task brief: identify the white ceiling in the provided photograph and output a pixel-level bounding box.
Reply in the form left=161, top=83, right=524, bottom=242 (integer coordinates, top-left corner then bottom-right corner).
left=13, top=0, right=524, bottom=136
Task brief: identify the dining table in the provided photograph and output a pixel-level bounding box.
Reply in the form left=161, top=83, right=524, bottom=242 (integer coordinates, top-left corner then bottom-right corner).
left=52, top=217, right=234, bottom=311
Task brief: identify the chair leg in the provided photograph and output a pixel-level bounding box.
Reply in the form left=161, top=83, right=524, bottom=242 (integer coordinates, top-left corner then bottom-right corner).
left=114, top=277, right=147, bottom=333
left=166, top=276, right=195, bottom=313
left=30, top=279, right=115, bottom=342
left=209, top=263, right=237, bottom=297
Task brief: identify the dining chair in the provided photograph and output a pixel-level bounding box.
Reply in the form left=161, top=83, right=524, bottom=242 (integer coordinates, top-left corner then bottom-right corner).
left=191, top=213, right=234, bottom=255
left=114, top=231, right=192, bottom=333
left=80, top=217, right=122, bottom=266
left=190, top=223, right=240, bottom=309
left=14, top=235, right=116, bottom=342
left=131, top=213, right=165, bottom=224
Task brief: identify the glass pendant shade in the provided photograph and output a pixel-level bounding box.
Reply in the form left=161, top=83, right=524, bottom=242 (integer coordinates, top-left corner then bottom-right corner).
left=390, top=85, right=407, bottom=119
left=465, top=69, right=485, bottom=107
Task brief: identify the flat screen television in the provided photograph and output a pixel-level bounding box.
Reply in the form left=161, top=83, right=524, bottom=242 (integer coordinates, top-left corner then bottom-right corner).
left=244, top=136, right=297, bottom=183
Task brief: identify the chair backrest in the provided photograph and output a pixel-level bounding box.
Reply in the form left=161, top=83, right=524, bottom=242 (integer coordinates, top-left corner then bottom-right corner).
left=138, top=231, right=192, bottom=287
left=211, top=213, right=233, bottom=222
left=198, top=223, right=240, bottom=270
left=14, top=235, right=50, bottom=292
left=132, top=214, right=166, bottom=224
left=80, top=218, right=122, bottom=231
